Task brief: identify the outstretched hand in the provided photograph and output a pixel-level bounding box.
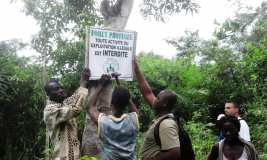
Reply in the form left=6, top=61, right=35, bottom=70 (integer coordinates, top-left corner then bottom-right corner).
left=99, top=74, right=111, bottom=86
left=111, top=72, right=121, bottom=79
left=111, top=72, right=121, bottom=85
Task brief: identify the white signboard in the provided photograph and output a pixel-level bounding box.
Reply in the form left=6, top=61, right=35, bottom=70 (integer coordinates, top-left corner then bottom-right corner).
left=86, top=27, right=137, bottom=81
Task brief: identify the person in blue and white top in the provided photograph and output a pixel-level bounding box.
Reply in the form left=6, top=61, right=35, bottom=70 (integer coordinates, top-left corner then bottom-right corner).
left=89, top=73, right=139, bottom=160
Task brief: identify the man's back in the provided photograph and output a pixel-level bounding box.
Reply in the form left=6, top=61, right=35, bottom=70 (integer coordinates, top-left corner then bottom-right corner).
left=141, top=114, right=180, bottom=160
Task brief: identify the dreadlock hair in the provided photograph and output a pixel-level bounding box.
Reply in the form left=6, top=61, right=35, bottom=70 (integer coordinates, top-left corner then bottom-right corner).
left=111, top=86, right=130, bottom=111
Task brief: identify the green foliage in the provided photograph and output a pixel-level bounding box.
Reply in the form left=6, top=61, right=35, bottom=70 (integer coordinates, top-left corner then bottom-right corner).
left=0, top=40, right=46, bottom=159
left=136, top=53, right=208, bottom=119
left=246, top=99, right=267, bottom=154
left=185, top=112, right=216, bottom=160
left=22, top=0, right=102, bottom=84
left=141, top=0, right=199, bottom=22
left=1, top=0, right=266, bottom=159
left=0, top=40, right=26, bottom=101
left=163, top=2, right=267, bottom=157
left=166, top=30, right=201, bottom=60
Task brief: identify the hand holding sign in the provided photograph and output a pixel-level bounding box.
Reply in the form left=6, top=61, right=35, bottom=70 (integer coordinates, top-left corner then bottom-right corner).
left=99, top=74, right=111, bottom=87
left=111, top=72, right=121, bottom=85
left=80, top=68, right=91, bottom=87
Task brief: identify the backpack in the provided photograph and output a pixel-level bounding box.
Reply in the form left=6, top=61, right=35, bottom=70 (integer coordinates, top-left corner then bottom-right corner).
left=154, top=115, right=195, bottom=160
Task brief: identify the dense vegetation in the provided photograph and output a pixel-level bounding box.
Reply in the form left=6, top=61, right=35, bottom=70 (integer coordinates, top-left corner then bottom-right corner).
left=0, top=0, right=266, bottom=159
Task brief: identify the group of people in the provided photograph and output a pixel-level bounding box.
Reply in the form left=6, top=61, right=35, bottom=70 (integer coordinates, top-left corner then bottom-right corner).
left=43, top=58, right=258, bottom=160
left=208, top=103, right=258, bottom=160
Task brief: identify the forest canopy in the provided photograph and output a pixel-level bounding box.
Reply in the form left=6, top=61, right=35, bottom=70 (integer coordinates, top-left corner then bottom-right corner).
left=0, top=0, right=267, bottom=159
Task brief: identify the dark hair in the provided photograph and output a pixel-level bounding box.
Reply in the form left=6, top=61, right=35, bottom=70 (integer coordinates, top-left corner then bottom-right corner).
left=111, top=86, right=130, bottom=111
left=221, top=115, right=241, bottom=132
left=164, top=90, right=178, bottom=109
left=226, top=100, right=240, bottom=108
left=226, top=101, right=241, bottom=113
left=44, top=79, right=59, bottom=94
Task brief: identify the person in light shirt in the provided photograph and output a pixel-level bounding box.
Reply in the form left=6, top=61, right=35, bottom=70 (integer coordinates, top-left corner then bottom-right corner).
left=224, top=102, right=251, bottom=141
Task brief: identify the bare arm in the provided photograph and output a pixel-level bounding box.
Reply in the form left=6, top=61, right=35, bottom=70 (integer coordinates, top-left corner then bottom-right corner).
left=112, top=72, right=138, bottom=113
left=57, top=68, right=90, bottom=120
left=89, top=75, right=111, bottom=126
left=89, top=86, right=103, bottom=126
left=44, top=87, right=88, bottom=128
left=133, top=56, right=156, bottom=107
left=207, top=144, right=219, bottom=160
left=128, top=99, right=138, bottom=113
left=111, top=72, right=121, bottom=86
left=44, top=69, right=90, bottom=128
left=80, top=68, right=90, bottom=88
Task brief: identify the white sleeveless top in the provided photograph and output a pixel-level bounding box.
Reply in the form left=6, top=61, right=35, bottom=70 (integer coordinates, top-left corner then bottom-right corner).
left=222, top=150, right=248, bottom=160
left=219, top=140, right=248, bottom=160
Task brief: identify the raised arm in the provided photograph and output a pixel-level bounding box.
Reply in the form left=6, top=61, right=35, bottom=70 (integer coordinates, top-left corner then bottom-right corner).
left=89, top=75, right=111, bottom=126
left=207, top=144, right=219, bottom=160
left=112, top=72, right=138, bottom=113
left=133, top=56, right=156, bottom=107
left=111, top=72, right=121, bottom=86
left=62, top=68, right=90, bottom=111
left=44, top=69, right=90, bottom=127
left=128, top=99, right=138, bottom=113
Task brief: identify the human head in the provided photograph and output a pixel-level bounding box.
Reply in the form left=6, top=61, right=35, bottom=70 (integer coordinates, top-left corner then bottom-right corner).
left=224, top=102, right=240, bottom=117
left=111, top=86, right=130, bottom=112
left=44, top=79, right=67, bottom=103
left=221, top=116, right=240, bottom=142
left=153, top=89, right=177, bottom=112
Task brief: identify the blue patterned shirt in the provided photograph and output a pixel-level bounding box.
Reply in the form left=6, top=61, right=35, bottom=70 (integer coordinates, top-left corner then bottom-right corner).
left=98, top=112, right=139, bottom=160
